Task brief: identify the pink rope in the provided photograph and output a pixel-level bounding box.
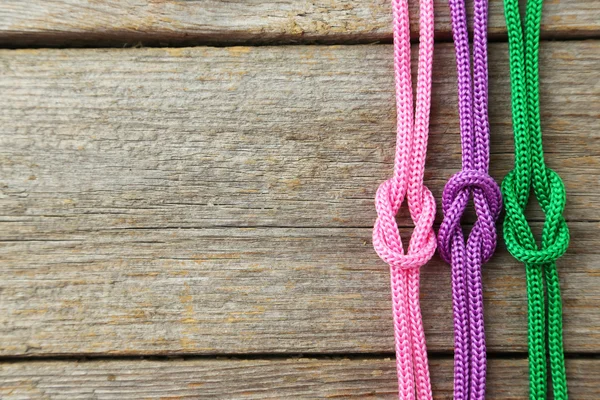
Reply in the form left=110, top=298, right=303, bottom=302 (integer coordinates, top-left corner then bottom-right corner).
left=372, top=0, right=435, bottom=398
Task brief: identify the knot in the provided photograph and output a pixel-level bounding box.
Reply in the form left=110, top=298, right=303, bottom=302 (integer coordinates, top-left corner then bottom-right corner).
left=373, top=178, right=437, bottom=270
left=438, top=170, right=502, bottom=264
left=502, top=167, right=570, bottom=265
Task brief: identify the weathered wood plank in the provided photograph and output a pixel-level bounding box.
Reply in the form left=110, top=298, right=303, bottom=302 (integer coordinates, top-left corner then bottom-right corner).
left=0, top=358, right=597, bottom=399
left=1, top=223, right=599, bottom=356
left=0, top=43, right=598, bottom=231
left=0, top=0, right=598, bottom=47
left=0, top=43, right=598, bottom=356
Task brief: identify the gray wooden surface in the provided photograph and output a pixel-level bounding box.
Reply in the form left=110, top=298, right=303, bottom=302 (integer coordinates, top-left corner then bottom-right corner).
left=1, top=43, right=598, bottom=358
left=0, top=358, right=598, bottom=399
left=0, top=0, right=598, bottom=47
left=0, top=2, right=599, bottom=399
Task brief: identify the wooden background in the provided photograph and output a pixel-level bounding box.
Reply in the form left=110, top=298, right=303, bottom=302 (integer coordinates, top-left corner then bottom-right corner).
left=0, top=1, right=598, bottom=399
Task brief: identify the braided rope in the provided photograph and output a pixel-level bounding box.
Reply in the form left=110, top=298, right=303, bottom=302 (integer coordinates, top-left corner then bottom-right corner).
left=372, top=0, right=435, bottom=397
left=437, top=0, right=502, bottom=397
left=502, top=0, right=570, bottom=398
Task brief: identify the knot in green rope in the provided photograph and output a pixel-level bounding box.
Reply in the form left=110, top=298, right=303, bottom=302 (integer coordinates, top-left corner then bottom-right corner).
left=502, top=166, right=570, bottom=265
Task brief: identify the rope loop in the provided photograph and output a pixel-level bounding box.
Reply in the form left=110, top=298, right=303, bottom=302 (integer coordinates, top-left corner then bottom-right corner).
left=502, top=0, right=570, bottom=395
left=502, top=167, right=570, bottom=265
left=442, top=0, right=499, bottom=395
left=438, top=170, right=502, bottom=264
left=373, top=0, right=435, bottom=396
left=373, top=177, right=437, bottom=270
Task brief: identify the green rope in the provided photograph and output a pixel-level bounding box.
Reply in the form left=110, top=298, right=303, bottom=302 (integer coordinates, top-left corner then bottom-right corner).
left=501, top=0, right=570, bottom=398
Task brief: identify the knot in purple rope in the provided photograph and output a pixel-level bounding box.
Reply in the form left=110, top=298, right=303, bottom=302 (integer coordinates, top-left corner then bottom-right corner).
left=438, top=170, right=502, bottom=264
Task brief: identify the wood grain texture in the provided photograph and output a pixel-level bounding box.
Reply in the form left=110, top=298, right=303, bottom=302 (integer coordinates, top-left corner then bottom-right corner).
left=1, top=223, right=599, bottom=356
left=0, top=358, right=598, bottom=399
left=0, top=43, right=598, bottom=229
left=0, top=43, right=599, bottom=356
left=0, top=0, right=599, bottom=47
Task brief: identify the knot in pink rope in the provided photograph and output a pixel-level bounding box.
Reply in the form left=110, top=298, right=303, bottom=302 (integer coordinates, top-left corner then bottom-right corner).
left=373, top=177, right=436, bottom=270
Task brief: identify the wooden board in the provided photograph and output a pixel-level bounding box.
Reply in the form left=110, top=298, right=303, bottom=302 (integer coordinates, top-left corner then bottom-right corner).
left=0, top=358, right=597, bottom=399
left=1, top=224, right=599, bottom=356
left=0, top=43, right=598, bottom=229
left=0, top=43, right=599, bottom=356
left=0, top=0, right=599, bottom=47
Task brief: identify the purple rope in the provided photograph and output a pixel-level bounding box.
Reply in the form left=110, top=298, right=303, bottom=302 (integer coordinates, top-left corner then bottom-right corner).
left=437, top=0, right=502, bottom=397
